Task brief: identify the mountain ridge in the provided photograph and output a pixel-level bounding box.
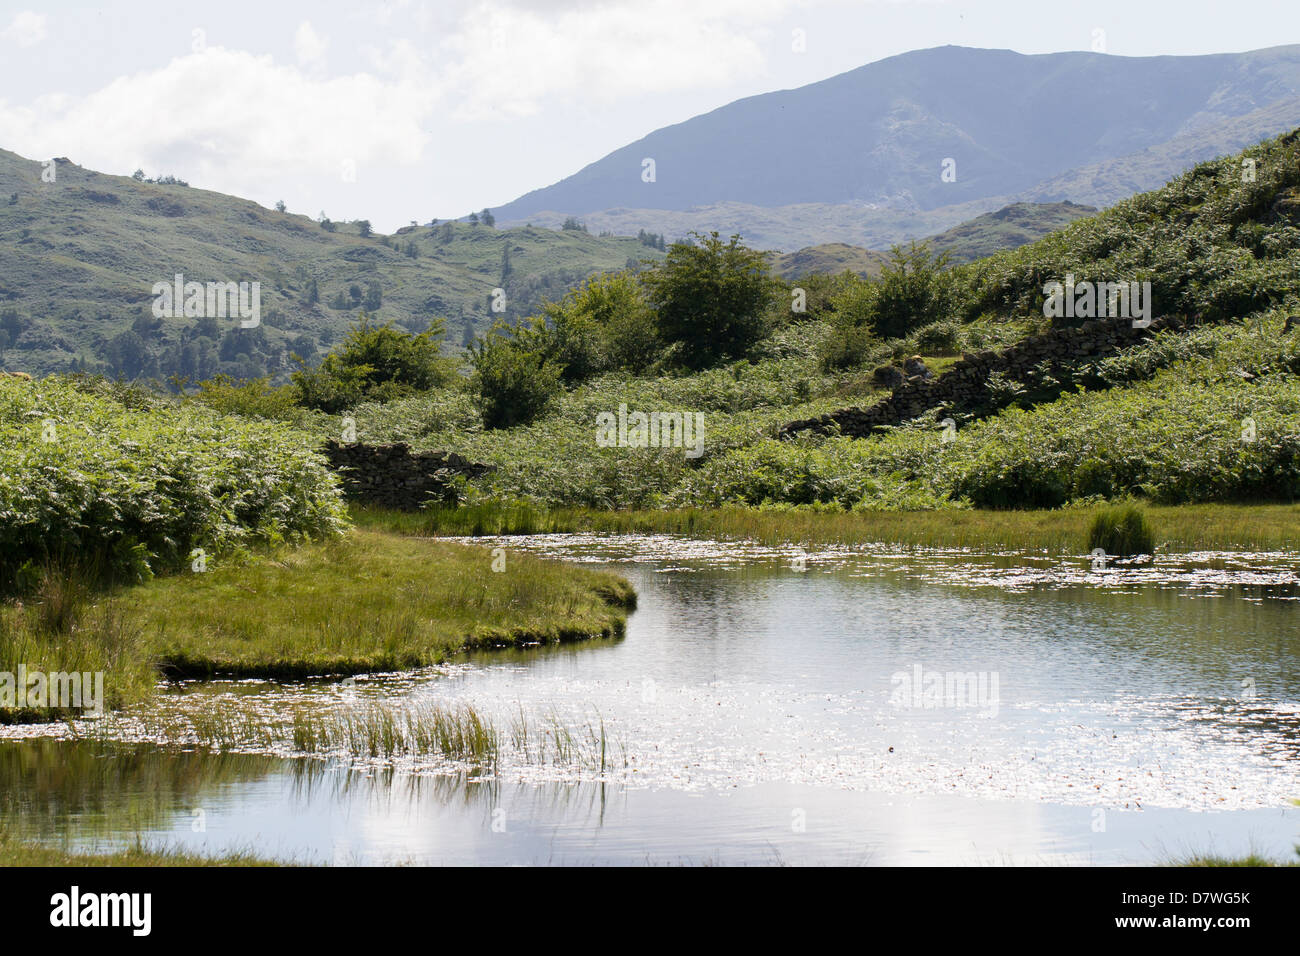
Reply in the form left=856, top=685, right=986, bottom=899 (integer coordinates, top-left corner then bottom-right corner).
left=492, top=44, right=1300, bottom=248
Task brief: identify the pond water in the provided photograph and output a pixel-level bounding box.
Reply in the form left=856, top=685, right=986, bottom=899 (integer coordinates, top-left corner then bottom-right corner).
left=3, top=535, right=1299, bottom=865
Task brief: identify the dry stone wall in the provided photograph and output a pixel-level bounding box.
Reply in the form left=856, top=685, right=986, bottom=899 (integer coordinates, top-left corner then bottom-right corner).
left=322, top=440, right=491, bottom=510
left=781, top=316, right=1188, bottom=438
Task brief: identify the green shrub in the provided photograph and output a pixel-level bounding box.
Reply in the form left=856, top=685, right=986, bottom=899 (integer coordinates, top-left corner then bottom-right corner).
left=913, top=318, right=963, bottom=354
left=293, top=313, right=452, bottom=413
left=469, top=323, right=562, bottom=429
left=818, top=276, right=881, bottom=370
left=820, top=322, right=879, bottom=371
left=1087, top=504, right=1156, bottom=557
left=189, top=374, right=304, bottom=422
left=540, top=271, right=658, bottom=380
left=870, top=242, right=955, bottom=340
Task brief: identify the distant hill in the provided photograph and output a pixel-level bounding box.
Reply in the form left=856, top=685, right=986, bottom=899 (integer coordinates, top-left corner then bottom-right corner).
left=771, top=201, right=1096, bottom=278
left=0, top=142, right=1112, bottom=381
left=493, top=45, right=1300, bottom=249
left=924, top=201, right=1098, bottom=264
left=0, top=149, right=664, bottom=380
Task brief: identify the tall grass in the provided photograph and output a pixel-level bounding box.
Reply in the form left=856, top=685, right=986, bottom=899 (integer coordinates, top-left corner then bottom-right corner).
left=0, top=568, right=156, bottom=721
left=1087, top=504, right=1156, bottom=558
left=159, top=699, right=626, bottom=773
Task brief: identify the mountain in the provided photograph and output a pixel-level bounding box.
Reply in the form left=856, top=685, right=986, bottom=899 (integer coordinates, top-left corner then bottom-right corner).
left=0, top=148, right=664, bottom=380
left=492, top=44, right=1300, bottom=249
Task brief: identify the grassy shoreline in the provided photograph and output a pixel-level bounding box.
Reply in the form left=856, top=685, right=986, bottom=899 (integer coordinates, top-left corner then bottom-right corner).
left=137, top=529, right=635, bottom=680
left=0, top=836, right=289, bottom=867
left=355, top=501, right=1300, bottom=554
left=1, top=527, right=636, bottom=720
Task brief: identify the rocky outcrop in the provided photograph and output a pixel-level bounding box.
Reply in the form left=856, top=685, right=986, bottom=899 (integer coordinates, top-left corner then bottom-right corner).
left=781, top=316, right=1188, bottom=439
left=322, top=440, right=491, bottom=510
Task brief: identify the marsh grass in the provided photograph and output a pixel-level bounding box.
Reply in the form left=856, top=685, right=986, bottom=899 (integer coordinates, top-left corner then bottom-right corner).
left=148, top=698, right=623, bottom=772
left=2, top=527, right=634, bottom=718
left=356, top=501, right=1300, bottom=554
left=124, top=528, right=635, bottom=679
left=0, top=831, right=289, bottom=867
left=1175, top=853, right=1299, bottom=867
left=1088, top=504, right=1156, bottom=558
left=0, top=570, right=156, bottom=722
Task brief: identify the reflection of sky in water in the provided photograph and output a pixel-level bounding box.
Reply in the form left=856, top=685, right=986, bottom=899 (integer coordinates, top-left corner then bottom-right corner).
left=3, top=535, right=1299, bottom=864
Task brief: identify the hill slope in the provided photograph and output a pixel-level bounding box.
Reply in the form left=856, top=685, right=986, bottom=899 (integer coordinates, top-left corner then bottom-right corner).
left=0, top=146, right=1103, bottom=381
left=771, top=201, right=1097, bottom=278
left=0, top=149, right=664, bottom=380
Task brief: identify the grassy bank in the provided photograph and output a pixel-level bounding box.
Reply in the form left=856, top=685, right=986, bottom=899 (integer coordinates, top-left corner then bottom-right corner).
left=0, top=835, right=288, bottom=867
left=355, top=501, right=1300, bottom=554
left=1, top=527, right=636, bottom=717
left=131, top=529, right=635, bottom=679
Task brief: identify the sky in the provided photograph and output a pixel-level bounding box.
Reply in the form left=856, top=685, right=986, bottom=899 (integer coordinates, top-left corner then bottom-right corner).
left=1, top=0, right=1297, bottom=232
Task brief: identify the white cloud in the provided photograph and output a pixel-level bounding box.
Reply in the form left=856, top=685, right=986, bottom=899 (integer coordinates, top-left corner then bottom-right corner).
left=294, top=20, right=328, bottom=68
left=437, top=0, right=797, bottom=119
left=2, top=11, right=47, bottom=47
left=0, top=46, right=435, bottom=198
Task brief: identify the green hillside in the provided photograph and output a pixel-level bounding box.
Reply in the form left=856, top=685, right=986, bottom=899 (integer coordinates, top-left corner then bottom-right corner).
left=771, top=202, right=1096, bottom=278
left=299, top=128, right=1300, bottom=515
left=0, top=149, right=664, bottom=381
left=923, top=201, right=1097, bottom=264
left=0, top=145, right=1110, bottom=383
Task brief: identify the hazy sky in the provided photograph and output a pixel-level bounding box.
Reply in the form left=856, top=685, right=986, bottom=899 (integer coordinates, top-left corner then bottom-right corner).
left=1, top=0, right=1297, bottom=231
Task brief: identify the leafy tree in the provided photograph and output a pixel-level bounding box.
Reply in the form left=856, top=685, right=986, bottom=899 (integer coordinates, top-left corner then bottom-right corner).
left=641, top=232, right=777, bottom=369
left=275, top=200, right=287, bottom=213
left=292, top=313, right=450, bottom=413
left=869, top=242, right=954, bottom=339
left=540, top=270, right=657, bottom=380
left=481, top=208, right=496, bottom=227
left=107, top=329, right=149, bottom=378
left=819, top=275, right=879, bottom=370
left=357, top=219, right=372, bottom=238
left=469, top=322, right=561, bottom=429
left=303, top=278, right=319, bottom=306
left=468, top=212, right=480, bottom=226
left=363, top=282, right=383, bottom=311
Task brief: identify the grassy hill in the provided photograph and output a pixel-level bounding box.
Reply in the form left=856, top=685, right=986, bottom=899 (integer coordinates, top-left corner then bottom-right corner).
left=307, top=128, right=1300, bottom=515
left=924, top=201, right=1098, bottom=264
left=0, top=148, right=664, bottom=381
left=0, top=145, right=1107, bottom=382
left=771, top=202, right=1097, bottom=278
